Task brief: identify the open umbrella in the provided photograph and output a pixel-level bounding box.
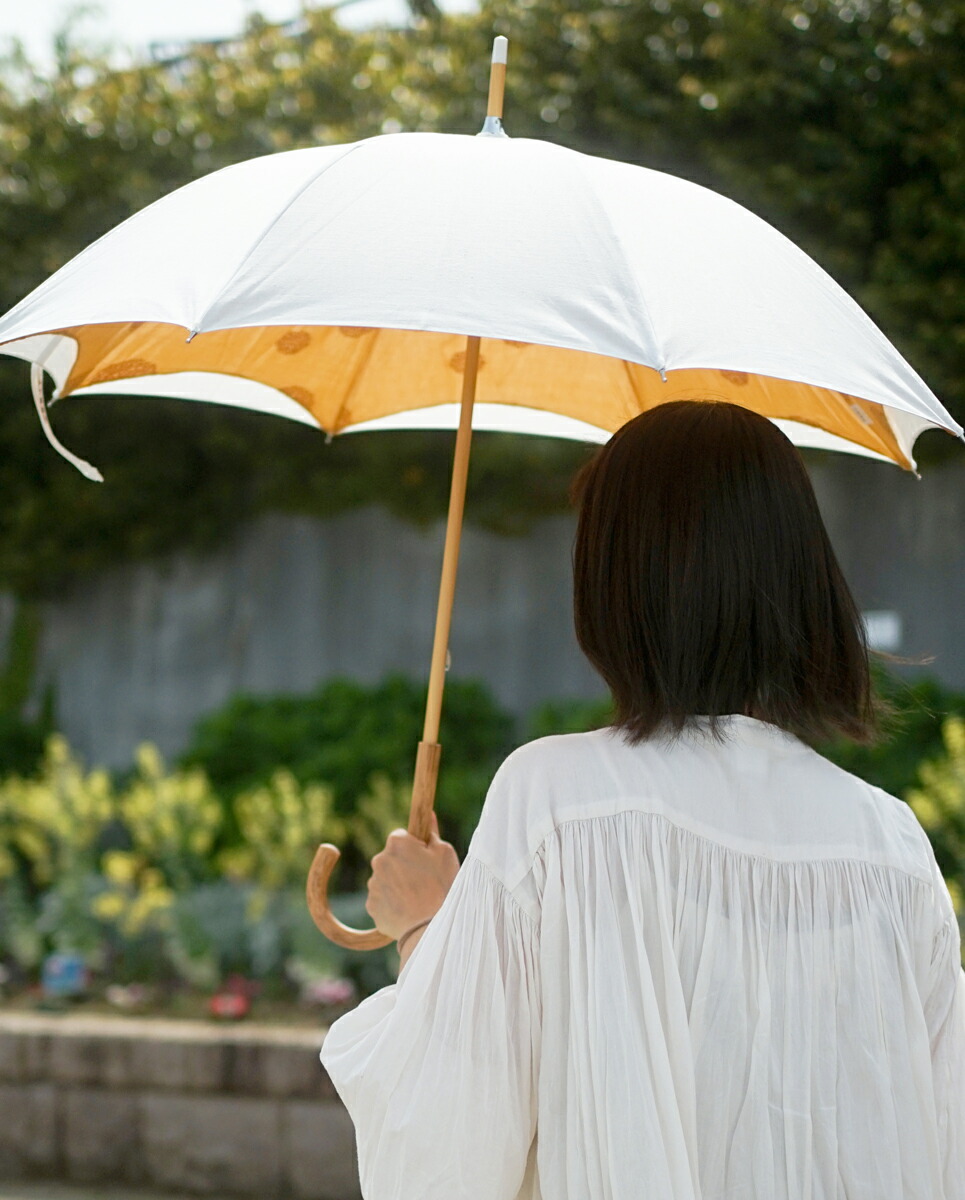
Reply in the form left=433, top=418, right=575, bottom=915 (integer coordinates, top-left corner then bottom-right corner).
left=0, top=39, right=960, bottom=949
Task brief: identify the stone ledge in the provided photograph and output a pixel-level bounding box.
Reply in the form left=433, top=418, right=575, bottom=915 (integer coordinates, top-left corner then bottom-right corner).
left=0, top=1013, right=337, bottom=1100
left=0, top=1086, right=358, bottom=1200
left=0, top=1014, right=359, bottom=1199
left=0, top=1012, right=330, bottom=1045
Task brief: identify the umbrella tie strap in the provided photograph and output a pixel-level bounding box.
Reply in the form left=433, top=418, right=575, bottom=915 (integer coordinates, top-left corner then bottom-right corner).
left=31, top=363, right=104, bottom=483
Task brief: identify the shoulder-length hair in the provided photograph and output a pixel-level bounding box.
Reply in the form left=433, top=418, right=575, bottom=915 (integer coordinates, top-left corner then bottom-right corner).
left=572, top=400, right=878, bottom=745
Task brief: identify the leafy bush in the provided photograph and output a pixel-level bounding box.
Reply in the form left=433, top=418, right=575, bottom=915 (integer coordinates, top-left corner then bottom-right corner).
left=819, top=667, right=965, bottom=799
left=0, top=712, right=53, bottom=784
left=906, top=717, right=965, bottom=924
left=4, top=667, right=964, bottom=1001
left=181, top=674, right=516, bottom=855
left=0, top=736, right=390, bottom=993
left=524, top=696, right=613, bottom=741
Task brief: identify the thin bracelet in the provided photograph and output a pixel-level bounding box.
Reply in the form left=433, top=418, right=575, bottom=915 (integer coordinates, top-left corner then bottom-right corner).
left=397, top=917, right=432, bottom=957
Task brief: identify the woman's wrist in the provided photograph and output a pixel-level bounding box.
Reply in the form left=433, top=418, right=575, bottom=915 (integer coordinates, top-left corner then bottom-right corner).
left=397, top=916, right=432, bottom=960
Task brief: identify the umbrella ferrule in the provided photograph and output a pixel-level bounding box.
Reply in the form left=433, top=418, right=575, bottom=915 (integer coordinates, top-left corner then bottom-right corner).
left=477, top=116, right=508, bottom=139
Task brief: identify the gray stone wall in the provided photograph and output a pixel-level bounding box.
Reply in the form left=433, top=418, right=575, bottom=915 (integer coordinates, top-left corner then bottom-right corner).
left=809, top=453, right=965, bottom=679
left=0, top=1012, right=359, bottom=1200
left=3, top=453, right=964, bottom=771
left=18, top=507, right=604, bottom=769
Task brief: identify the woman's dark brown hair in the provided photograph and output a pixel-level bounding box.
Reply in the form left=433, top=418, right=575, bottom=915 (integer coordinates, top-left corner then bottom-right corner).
left=572, top=400, right=878, bottom=745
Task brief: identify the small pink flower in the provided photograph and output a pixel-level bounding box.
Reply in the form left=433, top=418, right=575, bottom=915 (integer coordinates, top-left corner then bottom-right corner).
left=209, top=992, right=250, bottom=1020
left=302, top=977, right=355, bottom=1007
left=105, top=983, right=152, bottom=1010
left=224, top=974, right=261, bottom=998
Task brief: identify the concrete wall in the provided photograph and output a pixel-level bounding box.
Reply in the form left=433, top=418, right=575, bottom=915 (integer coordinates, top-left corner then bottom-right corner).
left=0, top=1012, right=359, bottom=1199
left=18, top=507, right=603, bottom=769
left=809, top=454, right=965, bottom=677
left=4, top=453, right=964, bottom=771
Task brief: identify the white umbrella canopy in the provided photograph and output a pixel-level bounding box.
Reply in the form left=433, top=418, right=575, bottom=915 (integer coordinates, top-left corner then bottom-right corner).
left=0, top=128, right=960, bottom=471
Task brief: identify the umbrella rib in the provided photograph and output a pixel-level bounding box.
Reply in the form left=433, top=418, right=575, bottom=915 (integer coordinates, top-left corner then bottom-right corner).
left=621, top=356, right=648, bottom=414
left=190, top=141, right=366, bottom=335
left=573, top=155, right=666, bottom=374
left=328, top=326, right=382, bottom=435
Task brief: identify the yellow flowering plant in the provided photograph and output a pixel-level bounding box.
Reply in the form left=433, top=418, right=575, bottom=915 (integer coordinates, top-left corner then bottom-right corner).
left=119, top=744, right=223, bottom=890
left=92, top=853, right=176, bottom=940
left=0, top=736, right=115, bottom=955
left=906, top=716, right=965, bottom=934
left=0, top=735, right=114, bottom=889
left=90, top=747, right=224, bottom=976
left=219, top=769, right=346, bottom=894
left=345, top=773, right=413, bottom=863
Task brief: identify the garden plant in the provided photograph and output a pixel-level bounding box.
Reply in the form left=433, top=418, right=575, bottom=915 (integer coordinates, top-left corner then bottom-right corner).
left=0, top=670, right=962, bottom=1023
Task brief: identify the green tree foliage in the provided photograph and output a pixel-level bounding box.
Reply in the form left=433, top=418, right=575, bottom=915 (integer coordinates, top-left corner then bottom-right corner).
left=1, top=1, right=963, bottom=597
left=0, top=8, right=589, bottom=596
left=0, top=600, right=51, bottom=774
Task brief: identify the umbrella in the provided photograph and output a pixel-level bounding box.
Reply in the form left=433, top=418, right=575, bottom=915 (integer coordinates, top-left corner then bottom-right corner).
left=0, top=39, right=960, bottom=950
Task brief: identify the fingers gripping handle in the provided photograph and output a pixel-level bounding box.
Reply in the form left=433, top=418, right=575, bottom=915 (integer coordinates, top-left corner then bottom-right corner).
left=305, top=844, right=393, bottom=950
left=306, top=741, right=442, bottom=948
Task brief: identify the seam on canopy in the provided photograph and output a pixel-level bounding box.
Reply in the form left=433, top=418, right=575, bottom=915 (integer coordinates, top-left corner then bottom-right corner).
left=571, top=155, right=666, bottom=371
left=192, top=141, right=365, bottom=333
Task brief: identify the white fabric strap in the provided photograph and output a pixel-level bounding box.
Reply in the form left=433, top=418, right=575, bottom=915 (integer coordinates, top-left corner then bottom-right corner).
left=31, top=362, right=103, bottom=482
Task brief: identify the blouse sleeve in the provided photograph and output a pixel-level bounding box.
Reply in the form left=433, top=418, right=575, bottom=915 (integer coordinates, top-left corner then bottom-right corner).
left=319, top=854, right=542, bottom=1200
left=924, top=908, right=965, bottom=1200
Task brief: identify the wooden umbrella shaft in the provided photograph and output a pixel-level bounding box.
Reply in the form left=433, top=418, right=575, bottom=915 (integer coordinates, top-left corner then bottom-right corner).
left=305, top=38, right=506, bottom=951
left=306, top=339, right=481, bottom=948
left=487, top=52, right=506, bottom=118
left=409, top=334, right=481, bottom=841
left=407, top=38, right=506, bottom=842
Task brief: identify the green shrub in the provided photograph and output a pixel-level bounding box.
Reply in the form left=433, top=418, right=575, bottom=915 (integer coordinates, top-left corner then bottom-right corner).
left=818, top=666, right=965, bottom=799
left=0, top=735, right=396, bottom=994
left=0, top=712, right=48, bottom=779
left=181, top=674, right=516, bottom=856
left=906, top=717, right=965, bottom=926
left=524, top=696, right=613, bottom=741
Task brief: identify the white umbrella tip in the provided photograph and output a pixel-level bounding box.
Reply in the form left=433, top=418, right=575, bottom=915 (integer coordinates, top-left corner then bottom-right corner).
left=492, top=36, right=508, bottom=64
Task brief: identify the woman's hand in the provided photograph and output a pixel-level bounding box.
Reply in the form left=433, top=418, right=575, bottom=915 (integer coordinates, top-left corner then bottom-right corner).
left=365, top=811, right=460, bottom=941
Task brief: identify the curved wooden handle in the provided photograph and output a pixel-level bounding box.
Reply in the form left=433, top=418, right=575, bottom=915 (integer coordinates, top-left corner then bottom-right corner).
left=307, top=741, right=443, bottom=948
left=306, top=843, right=393, bottom=951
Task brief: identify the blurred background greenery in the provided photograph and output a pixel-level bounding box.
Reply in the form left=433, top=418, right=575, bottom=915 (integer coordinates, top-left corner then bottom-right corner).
left=2, top=0, right=964, bottom=595
left=1, top=0, right=964, bottom=1008
left=0, top=666, right=963, bottom=1005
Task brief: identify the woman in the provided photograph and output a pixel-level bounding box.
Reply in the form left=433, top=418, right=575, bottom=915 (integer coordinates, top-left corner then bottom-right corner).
left=320, top=400, right=964, bottom=1200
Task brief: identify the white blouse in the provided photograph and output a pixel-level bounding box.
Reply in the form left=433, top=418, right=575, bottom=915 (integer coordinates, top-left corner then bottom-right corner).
left=320, top=716, right=965, bottom=1200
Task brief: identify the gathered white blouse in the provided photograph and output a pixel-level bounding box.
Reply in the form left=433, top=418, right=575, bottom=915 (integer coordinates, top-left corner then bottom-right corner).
left=320, top=717, right=965, bottom=1199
